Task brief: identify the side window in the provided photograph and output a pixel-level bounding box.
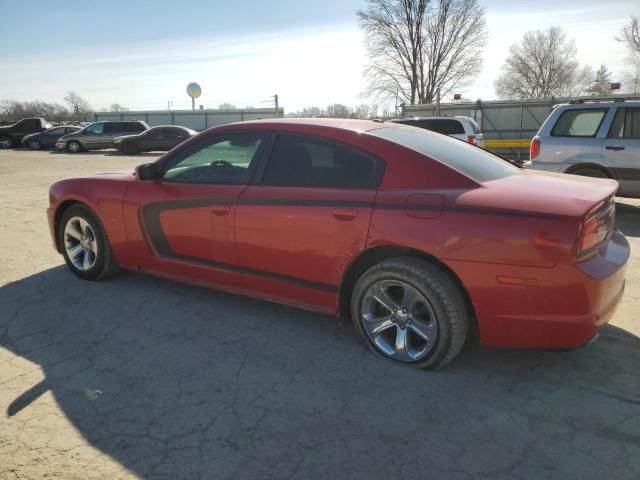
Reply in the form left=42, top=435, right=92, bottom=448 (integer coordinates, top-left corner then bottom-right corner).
left=103, top=123, right=118, bottom=134
left=551, top=109, right=606, bottom=137
left=262, top=133, right=379, bottom=188
left=85, top=123, right=104, bottom=134
left=162, top=133, right=264, bottom=184
left=609, top=108, right=640, bottom=139
left=418, top=119, right=465, bottom=135
left=49, top=127, right=66, bottom=135
left=128, top=122, right=145, bottom=133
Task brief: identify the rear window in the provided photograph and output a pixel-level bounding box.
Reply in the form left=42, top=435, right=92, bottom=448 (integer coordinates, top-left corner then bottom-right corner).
left=551, top=109, right=606, bottom=137
left=369, top=126, right=519, bottom=183
left=397, top=119, right=465, bottom=135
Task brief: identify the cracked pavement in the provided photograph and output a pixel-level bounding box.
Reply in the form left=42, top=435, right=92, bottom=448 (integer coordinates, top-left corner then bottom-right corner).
left=1, top=150, right=639, bottom=479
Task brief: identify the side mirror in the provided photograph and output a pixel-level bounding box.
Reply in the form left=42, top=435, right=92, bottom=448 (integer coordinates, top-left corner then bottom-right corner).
left=135, top=163, right=157, bottom=180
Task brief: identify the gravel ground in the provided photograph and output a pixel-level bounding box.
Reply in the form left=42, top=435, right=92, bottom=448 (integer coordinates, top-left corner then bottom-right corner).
left=1, top=149, right=639, bottom=479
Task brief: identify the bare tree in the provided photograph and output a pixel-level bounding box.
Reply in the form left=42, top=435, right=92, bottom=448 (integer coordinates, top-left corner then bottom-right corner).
left=495, top=27, right=585, bottom=99
left=109, top=103, right=129, bottom=112
left=325, top=104, right=351, bottom=118
left=63, top=91, right=91, bottom=118
left=618, top=16, right=640, bottom=65
left=358, top=0, right=487, bottom=105
left=0, top=99, right=73, bottom=123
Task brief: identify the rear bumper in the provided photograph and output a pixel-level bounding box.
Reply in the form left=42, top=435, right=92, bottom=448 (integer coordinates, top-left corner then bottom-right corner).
left=449, top=230, right=629, bottom=349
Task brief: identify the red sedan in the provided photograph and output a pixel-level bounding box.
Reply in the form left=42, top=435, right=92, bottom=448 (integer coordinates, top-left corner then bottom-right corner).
left=47, top=119, right=628, bottom=369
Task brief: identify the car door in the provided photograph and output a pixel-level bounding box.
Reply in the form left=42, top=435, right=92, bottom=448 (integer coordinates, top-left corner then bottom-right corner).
left=164, top=127, right=189, bottom=150
left=123, top=131, right=268, bottom=287
left=81, top=122, right=105, bottom=148
left=102, top=122, right=125, bottom=148
left=43, top=127, right=66, bottom=147
left=603, top=106, right=640, bottom=195
left=234, top=132, right=383, bottom=311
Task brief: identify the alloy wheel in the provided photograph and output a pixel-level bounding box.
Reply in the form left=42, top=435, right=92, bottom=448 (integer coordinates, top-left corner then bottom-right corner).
left=68, top=142, right=80, bottom=152
left=361, top=280, right=438, bottom=362
left=0, top=138, right=11, bottom=148
left=63, top=216, right=98, bottom=271
left=29, top=140, right=41, bottom=150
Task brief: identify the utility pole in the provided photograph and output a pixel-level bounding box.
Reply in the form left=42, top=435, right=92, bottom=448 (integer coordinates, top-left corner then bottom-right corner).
left=273, top=94, right=279, bottom=116
left=167, top=101, right=173, bottom=111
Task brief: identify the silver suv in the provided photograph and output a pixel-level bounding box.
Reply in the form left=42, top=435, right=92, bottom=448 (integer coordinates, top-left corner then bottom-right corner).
left=389, top=116, right=484, bottom=147
left=528, top=100, right=640, bottom=196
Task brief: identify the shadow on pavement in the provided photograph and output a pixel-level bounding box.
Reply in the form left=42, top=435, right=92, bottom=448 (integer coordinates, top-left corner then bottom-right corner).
left=1, top=267, right=639, bottom=479
left=616, top=200, right=640, bottom=238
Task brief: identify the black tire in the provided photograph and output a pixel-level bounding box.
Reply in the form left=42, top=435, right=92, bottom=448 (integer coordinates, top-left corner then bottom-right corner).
left=122, top=142, right=139, bottom=155
left=67, top=140, right=83, bottom=153
left=58, top=204, right=119, bottom=280
left=571, top=168, right=609, bottom=179
left=0, top=135, right=13, bottom=149
left=28, top=139, right=42, bottom=150
left=351, top=257, right=469, bottom=369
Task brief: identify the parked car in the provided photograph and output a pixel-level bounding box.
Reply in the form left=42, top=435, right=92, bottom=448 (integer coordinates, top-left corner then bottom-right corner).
left=114, top=125, right=197, bottom=154
left=528, top=99, right=640, bottom=196
left=0, top=117, right=52, bottom=148
left=389, top=116, right=484, bottom=147
left=21, top=126, right=82, bottom=150
left=55, top=120, right=149, bottom=152
left=47, top=119, right=628, bottom=369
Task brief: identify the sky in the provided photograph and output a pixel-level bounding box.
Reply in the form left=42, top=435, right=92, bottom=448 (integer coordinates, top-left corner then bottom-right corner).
left=0, top=0, right=637, bottom=112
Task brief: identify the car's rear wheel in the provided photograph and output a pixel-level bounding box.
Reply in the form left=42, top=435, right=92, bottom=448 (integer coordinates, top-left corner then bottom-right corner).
left=67, top=140, right=82, bottom=153
left=571, top=168, right=609, bottom=179
left=122, top=142, right=139, bottom=155
left=58, top=204, right=118, bottom=280
left=351, top=257, right=469, bottom=369
left=0, top=136, right=13, bottom=148
left=28, top=139, right=42, bottom=150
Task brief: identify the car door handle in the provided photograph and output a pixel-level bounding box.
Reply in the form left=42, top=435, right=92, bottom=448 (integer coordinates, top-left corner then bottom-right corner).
left=332, top=208, right=358, bottom=221
left=605, top=146, right=625, bottom=151
left=211, top=205, right=231, bottom=216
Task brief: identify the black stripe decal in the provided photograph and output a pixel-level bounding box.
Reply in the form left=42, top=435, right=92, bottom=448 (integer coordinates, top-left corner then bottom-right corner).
left=139, top=196, right=567, bottom=292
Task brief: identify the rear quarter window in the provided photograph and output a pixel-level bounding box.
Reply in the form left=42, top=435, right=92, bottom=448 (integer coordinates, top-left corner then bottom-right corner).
left=370, top=126, right=519, bottom=183
left=551, top=109, right=607, bottom=137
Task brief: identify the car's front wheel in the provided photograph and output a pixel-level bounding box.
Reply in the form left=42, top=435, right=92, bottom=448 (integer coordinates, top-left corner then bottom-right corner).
left=28, top=139, right=42, bottom=150
left=58, top=204, right=118, bottom=280
left=351, top=257, right=469, bottom=369
left=122, top=142, right=139, bottom=155
left=67, top=140, right=83, bottom=153
left=0, top=136, right=13, bottom=148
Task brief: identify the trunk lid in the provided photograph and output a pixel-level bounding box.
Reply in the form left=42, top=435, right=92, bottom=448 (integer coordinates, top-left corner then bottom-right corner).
left=456, top=169, right=618, bottom=218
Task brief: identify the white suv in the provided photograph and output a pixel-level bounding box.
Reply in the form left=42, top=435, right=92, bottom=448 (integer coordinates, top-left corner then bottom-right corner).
left=389, top=116, right=484, bottom=147
left=528, top=100, right=640, bottom=197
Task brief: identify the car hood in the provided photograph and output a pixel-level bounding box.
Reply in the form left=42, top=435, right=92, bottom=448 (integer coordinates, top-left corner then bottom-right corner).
left=456, top=169, right=618, bottom=218
left=114, top=134, right=138, bottom=141
left=0, top=126, right=11, bottom=133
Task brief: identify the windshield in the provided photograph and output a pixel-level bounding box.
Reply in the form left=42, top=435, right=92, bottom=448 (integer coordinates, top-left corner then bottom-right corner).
left=369, top=126, right=519, bottom=183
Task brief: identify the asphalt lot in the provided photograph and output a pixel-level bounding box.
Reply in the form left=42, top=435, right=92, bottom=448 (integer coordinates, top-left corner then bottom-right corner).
left=1, top=149, right=639, bottom=480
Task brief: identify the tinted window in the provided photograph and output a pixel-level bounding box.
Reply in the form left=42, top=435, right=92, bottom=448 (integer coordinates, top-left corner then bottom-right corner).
left=65, top=127, right=80, bottom=133
left=47, top=127, right=66, bottom=135
left=85, top=123, right=104, bottom=134
left=370, top=126, right=519, bottom=183
left=126, top=122, right=145, bottom=132
left=163, top=133, right=264, bottom=184
left=551, top=109, right=606, bottom=137
left=397, top=119, right=465, bottom=135
left=103, top=123, right=120, bottom=134
left=262, top=133, right=378, bottom=188
left=609, top=108, right=640, bottom=139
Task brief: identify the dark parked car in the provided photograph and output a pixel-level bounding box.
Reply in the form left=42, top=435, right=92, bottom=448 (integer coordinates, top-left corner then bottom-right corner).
left=113, top=125, right=197, bottom=154
left=0, top=118, right=52, bottom=148
left=55, top=121, right=149, bottom=152
left=21, top=126, right=82, bottom=150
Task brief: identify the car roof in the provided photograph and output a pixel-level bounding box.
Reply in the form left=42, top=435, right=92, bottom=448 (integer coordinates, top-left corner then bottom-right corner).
left=389, top=116, right=470, bottom=122
left=555, top=100, right=640, bottom=109
left=232, top=117, right=387, bottom=133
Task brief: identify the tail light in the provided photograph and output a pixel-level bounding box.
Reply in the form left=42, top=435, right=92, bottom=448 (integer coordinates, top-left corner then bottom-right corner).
left=575, top=198, right=615, bottom=258
left=530, top=137, right=541, bottom=160
left=467, top=135, right=477, bottom=145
